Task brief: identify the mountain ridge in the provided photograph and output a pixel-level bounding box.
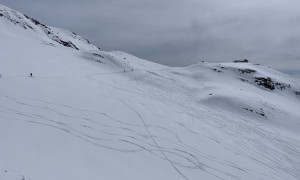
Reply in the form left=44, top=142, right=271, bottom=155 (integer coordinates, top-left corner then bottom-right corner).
left=0, top=4, right=99, bottom=51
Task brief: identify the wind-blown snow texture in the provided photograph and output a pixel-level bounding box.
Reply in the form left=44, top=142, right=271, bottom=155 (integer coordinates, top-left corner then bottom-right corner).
left=1, top=4, right=300, bottom=180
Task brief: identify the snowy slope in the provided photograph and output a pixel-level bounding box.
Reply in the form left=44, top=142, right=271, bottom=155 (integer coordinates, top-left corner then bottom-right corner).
left=1, top=4, right=300, bottom=180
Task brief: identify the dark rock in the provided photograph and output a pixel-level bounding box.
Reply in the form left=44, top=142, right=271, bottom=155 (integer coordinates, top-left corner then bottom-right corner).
left=26, top=23, right=33, bottom=29
left=213, top=69, right=222, bottom=73
left=59, top=40, right=79, bottom=50
left=233, top=59, right=249, bottom=63
left=243, top=108, right=254, bottom=113
left=244, top=107, right=266, bottom=117
left=255, top=77, right=275, bottom=90
left=255, top=77, right=291, bottom=91
left=259, top=108, right=266, bottom=117
left=92, top=53, right=104, bottom=58
left=238, top=68, right=256, bottom=74
left=275, top=82, right=291, bottom=90
left=24, top=14, right=47, bottom=28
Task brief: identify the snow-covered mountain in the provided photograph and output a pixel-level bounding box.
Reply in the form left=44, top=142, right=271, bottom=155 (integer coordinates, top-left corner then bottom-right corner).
left=0, top=4, right=99, bottom=51
left=1, top=4, right=300, bottom=180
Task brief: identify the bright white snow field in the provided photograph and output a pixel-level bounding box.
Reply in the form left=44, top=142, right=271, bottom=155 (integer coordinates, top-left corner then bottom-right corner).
left=1, top=4, right=300, bottom=180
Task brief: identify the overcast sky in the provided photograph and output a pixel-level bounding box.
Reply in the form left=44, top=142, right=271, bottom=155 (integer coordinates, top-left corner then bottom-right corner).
left=1, top=0, right=300, bottom=73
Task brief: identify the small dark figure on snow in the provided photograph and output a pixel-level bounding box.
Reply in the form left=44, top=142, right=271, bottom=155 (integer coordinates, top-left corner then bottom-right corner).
left=123, top=70, right=125, bottom=72
left=30, top=73, right=33, bottom=77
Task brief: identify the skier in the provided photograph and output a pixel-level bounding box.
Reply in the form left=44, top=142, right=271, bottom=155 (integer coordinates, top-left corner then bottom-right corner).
left=30, top=73, right=33, bottom=77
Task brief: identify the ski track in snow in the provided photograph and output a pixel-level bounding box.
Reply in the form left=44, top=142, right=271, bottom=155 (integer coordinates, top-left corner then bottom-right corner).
left=1, top=72, right=300, bottom=180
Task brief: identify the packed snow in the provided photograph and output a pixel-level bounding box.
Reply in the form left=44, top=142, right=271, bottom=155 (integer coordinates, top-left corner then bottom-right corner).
left=1, top=4, right=300, bottom=180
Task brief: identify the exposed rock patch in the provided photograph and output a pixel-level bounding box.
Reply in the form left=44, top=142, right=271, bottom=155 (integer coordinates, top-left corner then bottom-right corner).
left=243, top=107, right=266, bottom=117
left=254, top=77, right=275, bottom=90
left=212, top=68, right=222, bottom=73
left=238, top=68, right=256, bottom=74
left=254, top=77, right=292, bottom=91
left=233, top=59, right=249, bottom=63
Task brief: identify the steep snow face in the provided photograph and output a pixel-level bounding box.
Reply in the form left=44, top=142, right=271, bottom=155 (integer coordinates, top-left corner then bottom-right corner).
left=0, top=4, right=99, bottom=51
left=1, top=4, right=300, bottom=180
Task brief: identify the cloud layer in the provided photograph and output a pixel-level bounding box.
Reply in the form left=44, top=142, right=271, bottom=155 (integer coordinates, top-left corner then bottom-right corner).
left=2, top=0, right=300, bottom=73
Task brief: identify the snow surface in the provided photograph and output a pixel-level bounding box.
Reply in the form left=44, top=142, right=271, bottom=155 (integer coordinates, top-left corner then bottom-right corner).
left=1, top=4, right=300, bottom=180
